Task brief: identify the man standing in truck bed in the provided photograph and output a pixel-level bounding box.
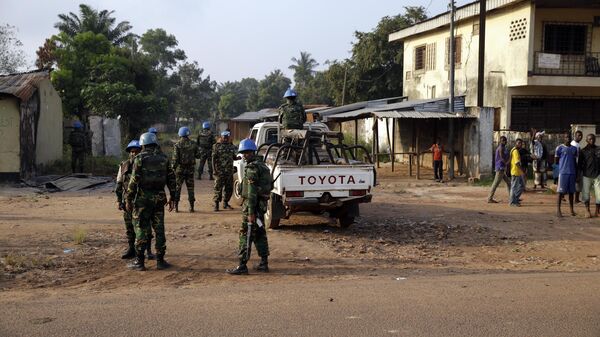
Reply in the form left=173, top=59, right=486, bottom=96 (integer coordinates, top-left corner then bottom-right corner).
left=278, top=88, right=305, bottom=131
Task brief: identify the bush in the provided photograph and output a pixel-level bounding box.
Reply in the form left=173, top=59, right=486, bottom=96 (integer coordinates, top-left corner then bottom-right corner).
left=73, top=227, right=87, bottom=245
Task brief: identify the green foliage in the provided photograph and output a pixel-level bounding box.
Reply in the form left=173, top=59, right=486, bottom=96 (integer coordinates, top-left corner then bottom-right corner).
left=140, top=28, right=186, bottom=71
left=216, top=78, right=259, bottom=118
left=289, top=51, right=318, bottom=88
left=0, top=24, right=26, bottom=74
left=54, top=4, right=134, bottom=45
left=252, top=69, right=291, bottom=110
left=173, top=61, right=217, bottom=124
left=73, top=227, right=87, bottom=245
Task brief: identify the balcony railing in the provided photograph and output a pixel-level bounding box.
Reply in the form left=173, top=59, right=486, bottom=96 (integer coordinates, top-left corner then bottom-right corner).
left=532, top=51, right=600, bottom=77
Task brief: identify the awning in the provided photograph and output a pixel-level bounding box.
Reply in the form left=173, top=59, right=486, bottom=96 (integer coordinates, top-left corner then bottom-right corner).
left=327, top=110, right=474, bottom=122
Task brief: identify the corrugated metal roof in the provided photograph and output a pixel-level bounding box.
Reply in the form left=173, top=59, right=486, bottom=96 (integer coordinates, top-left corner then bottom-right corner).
left=231, top=108, right=278, bottom=122
left=0, top=69, right=49, bottom=101
left=388, top=0, right=527, bottom=42
left=374, top=111, right=474, bottom=119
left=318, top=96, right=407, bottom=117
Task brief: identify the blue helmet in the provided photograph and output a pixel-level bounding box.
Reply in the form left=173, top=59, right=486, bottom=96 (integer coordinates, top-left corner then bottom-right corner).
left=126, top=140, right=141, bottom=152
left=283, top=88, right=297, bottom=98
left=221, top=131, right=231, bottom=137
left=73, top=121, right=83, bottom=129
left=178, top=126, right=191, bottom=137
left=148, top=127, right=158, bottom=134
left=202, top=121, right=211, bottom=129
left=139, top=132, right=158, bottom=146
left=238, top=138, right=257, bottom=153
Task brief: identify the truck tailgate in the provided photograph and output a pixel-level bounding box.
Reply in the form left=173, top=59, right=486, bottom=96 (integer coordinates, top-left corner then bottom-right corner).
left=274, top=165, right=374, bottom=195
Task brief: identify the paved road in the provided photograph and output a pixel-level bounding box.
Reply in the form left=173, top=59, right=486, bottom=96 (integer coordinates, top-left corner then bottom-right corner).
left=1, top=272, right=599, bottom=337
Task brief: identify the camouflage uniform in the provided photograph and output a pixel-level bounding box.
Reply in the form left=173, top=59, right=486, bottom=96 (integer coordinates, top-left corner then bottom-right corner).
left=278, top=100, right=306, bottom=130
left=212, top=140, right=238, bottom=206
left=237, top=155, right=272, bottom=265
left=197, top=129, right=215, bottom=179
left=116, top=158, right=136, bottom=248
left=68, top=129, right=87, bottom=173
left=126, top=147, right=176, bottom=260
left=172, top=137, right=200, bottom=208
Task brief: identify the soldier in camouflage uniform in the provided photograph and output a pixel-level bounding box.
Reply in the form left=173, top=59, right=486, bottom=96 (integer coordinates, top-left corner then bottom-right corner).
left=227, top=139, right=272, bottom=275
left=68, top=121, right=87, bottom=173
left=172, top=126, right=200, bottom=212
left=197, top=121, right=215, bottom=180
left=212, top=131, right=238, bottom=211
left=148, top=127, right=163, bottom=154
left=126, top=132, right=176, bottom=271
left=278, top=88, right=306, bottom=130
left=116, top=140, right=141, bottom=259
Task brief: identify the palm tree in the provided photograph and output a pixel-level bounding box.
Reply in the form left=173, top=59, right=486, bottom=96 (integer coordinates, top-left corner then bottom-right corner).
left=289, top=51, right=319, bottom=88
left=54, top=4, right=134, bottom=45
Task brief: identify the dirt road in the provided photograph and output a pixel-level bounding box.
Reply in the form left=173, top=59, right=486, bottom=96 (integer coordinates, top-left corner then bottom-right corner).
left=1, top=169, right=599, bottom=335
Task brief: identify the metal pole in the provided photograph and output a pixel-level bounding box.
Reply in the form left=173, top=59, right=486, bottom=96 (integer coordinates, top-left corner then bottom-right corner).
left=341, top=66, right=348, bottom=106
left=391, top=118, right=396, bottom=172
left=477, top=0, right=486, bottom=107
left=448, top=0, right=456, bottom=179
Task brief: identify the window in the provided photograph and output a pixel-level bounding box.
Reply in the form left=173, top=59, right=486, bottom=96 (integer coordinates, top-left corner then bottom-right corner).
left=426, top=43, right=436, bottom=71
left=543, top=23, right=587, bottom=55
left=430, top=85, right=436, bottom=99
left=265, top=128, right=278, bottom=144
left=250, top=129, right=258, bottom=142
left=414, top=45, right=426, bottom=71
left=445, top=36, right=462, bottom=65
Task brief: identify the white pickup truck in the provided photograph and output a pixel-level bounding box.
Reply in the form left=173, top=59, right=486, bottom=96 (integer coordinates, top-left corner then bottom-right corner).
left=232, top=122, right=376, bottom=229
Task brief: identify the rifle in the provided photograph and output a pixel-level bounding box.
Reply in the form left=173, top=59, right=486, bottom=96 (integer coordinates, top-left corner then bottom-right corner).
left=245, top=201, right=266, bottom=262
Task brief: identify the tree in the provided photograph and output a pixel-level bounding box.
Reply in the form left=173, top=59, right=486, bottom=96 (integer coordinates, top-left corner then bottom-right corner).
left=139, top=28, right=186, bottom=71
left=51, top=31, right=113, bottom=118
left=54, top=4, right=134, bottom=45
left=81, top=50, right=166, bottom=140
left=173, top=61, right=217, bottom=125
left=0, top=24, right=27, bottom=74
left=298, top=71, right=334, bottom=106
left=35, top=38, right=58, bottom=69
left=322, top=6, right=427, bottom=105
left=289, top=51, right=318, bottom=88
left=216, top=78, right=260, bottom=117
left=250, top=70, right=291, bottom=110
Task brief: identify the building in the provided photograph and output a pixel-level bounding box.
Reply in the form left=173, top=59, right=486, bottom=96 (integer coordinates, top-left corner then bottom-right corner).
left=0, top=70, right=63, bottom=180
left=389, top=0, right=600, bottom=133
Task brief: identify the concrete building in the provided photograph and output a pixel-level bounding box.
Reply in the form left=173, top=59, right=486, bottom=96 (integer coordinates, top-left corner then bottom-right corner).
left=389, top=0, right=600, bottom=133
left=0, top=70, right=63, bottom=180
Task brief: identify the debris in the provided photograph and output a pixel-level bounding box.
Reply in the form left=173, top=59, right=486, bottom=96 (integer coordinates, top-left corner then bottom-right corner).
left=395, top=277, right=407, bottom=281
left=206, top=233, right=212, bottom=237
left=323, top=229, right=331, bottom=234
left=63, top=249, right=74, bottom=254
left=328, top=298, right=334, bottom=302
left=587, top=255, right=597, bottom=258
left=304, top=257, right=311, bottom=262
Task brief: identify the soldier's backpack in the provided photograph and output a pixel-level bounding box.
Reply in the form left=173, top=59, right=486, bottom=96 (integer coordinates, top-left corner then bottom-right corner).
left=178, top=139, right=197, bottom=166
left=140, top=152, right=168, bottom=190
left=69, top=130, right=86, bottom=152
left=197, top=130, right=214, bottom=149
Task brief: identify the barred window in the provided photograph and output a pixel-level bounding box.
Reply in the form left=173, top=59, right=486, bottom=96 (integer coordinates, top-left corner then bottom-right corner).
left=414, top=45, right=426, bottom=71
left=543, top=23, right=587, bottom=55
left=445, top=36, right=462, bottom=65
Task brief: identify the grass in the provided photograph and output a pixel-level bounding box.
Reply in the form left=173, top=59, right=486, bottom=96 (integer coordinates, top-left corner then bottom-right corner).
left=73, top=227, right=87, bottom=245
left=3, top=253, right=28, bottom=269
left=473, top=176, right=495, bottom=187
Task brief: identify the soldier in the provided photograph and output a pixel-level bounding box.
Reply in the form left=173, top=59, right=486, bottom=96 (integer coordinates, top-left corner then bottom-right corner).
left=116, top=140, right=142, bottom=259
left=197, top=121, right=215, bottom=180
left=227, top=139, right=272, bottom=275
left=172, top=126, right=200, bottom=212
left=212, top=131, right=238, bottom=211
left=148, top=127, right=163, bottom=154
left=126, top=132, right=176, bottom=271
left=68, top=121, right=87, bottom=173
left=278, top=88, right=306, bottom=130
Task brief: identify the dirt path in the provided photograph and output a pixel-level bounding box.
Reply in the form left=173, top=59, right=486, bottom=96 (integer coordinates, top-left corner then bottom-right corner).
left=1, top=171, right=599, bottom=292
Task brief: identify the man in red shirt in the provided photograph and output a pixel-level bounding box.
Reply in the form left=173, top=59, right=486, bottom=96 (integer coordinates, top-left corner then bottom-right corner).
left=429, top=138, right=444, bottom=182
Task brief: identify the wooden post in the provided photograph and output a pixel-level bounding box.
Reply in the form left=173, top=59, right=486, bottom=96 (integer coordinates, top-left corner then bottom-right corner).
left=375, top=118, right=380, bottom=168
left=391, top=118, right=396, bottom=172
left=416, top=121, right=420, bottom=180
left=354, top=119, right=358, bottom=158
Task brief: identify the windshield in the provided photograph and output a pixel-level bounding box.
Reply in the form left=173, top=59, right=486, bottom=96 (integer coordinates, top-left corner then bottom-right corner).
left=250, top=129, right=258, bottom=142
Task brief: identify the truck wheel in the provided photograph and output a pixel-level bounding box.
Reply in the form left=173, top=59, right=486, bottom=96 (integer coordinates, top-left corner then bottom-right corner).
left=337, top=214, right=355, bottom=228
left=265, top=193, right=283, bottom=229
left=232, top=176, right=243, bottom=206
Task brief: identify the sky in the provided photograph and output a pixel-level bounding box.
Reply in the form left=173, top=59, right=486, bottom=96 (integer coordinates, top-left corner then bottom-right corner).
left=0, top=0, right=472, bottom=83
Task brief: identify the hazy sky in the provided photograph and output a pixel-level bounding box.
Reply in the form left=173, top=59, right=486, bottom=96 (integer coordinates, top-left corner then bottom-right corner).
left=1, top=0, right=472, bottom=83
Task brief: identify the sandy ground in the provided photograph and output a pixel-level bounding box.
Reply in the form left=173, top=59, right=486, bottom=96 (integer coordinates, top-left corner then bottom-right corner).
left=1, top=166, right=600, bottom=293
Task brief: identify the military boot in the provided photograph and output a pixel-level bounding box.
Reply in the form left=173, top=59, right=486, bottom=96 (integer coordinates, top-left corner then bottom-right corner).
left=255, top=256, right=269, bottom=272
left=121, top=241, right=136, bottom=259
left=175, top=201, right=179, bottom=213
left=227, top=264, right=248, bottom=275
left=156, top=254, right=170, bottom=270
left=223, top=202, right=232, bottom=210
left=213, top=202, right=219, bottom=212
left=189, top=201, right=195, bottom=213
left=146, top=239, right=156, bottom=260
left=127, top=252, right=146, bottom=271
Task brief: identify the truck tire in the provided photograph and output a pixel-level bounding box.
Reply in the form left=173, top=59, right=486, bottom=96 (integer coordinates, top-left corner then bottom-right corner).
left=232, top=176, right=243, bottom=206
left=265, top=194, right=282, bottom=229
left=337, top=214, right=355, bottom=228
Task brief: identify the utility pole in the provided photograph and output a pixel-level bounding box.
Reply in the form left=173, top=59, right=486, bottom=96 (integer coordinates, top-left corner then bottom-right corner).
left=448, top=0, right=456, bottom=179
left=477, top=0, right=486, bottom=107
left=341, top=65, right=348, bottom=106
